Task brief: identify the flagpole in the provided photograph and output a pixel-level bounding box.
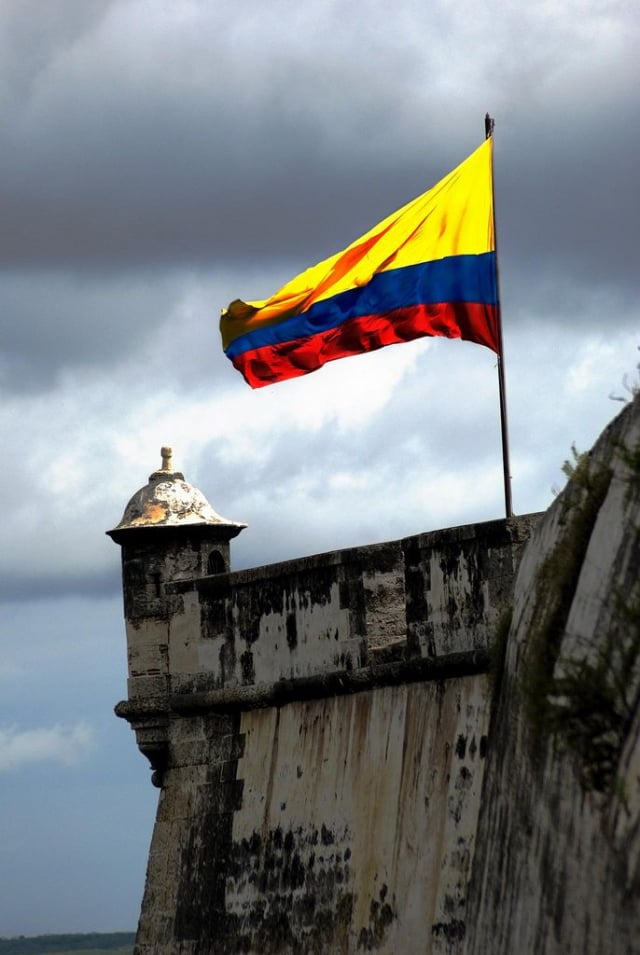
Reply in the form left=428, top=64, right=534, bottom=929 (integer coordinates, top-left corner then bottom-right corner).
left=485, top=113, right=513, bottom=519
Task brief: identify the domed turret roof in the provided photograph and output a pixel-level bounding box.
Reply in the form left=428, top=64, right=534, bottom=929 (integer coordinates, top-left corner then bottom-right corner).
left=107, top=447, right=246, bottom=540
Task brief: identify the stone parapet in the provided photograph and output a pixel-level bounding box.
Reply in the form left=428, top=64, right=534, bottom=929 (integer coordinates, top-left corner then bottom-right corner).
left=161, top=515, right=538, bottom=701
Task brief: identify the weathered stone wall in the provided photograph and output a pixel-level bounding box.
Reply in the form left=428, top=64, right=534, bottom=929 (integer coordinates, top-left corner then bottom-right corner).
left=114, top=393, right=640, bottom=954
left=166, top=517, right=536, bottom=693
left=136, top=679, right=490, bottom=955
left=463, top=394, right=640, bottom=955
left=116, top=517, right=535, bottom=953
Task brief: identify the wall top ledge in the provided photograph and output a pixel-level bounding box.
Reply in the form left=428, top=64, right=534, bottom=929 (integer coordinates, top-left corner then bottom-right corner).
left=166, top=513, right=542, bottom=594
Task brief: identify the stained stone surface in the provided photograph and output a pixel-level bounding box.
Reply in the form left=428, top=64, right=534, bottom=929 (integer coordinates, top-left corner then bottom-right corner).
left=111, top=395, right=640, bottom=954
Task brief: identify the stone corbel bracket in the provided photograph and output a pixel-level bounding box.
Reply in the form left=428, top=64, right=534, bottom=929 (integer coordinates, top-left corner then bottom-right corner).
left=115, top=700, right=169, bottom=788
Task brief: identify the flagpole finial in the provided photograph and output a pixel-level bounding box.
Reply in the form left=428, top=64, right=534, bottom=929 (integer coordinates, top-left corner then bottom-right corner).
left=485, top=113, right=495, bottom=139
left=160, top=446, right=174, bottom=472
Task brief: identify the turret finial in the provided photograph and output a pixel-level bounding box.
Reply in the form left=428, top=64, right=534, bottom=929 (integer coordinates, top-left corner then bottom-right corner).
left=160, top=447, right=173, bottom=472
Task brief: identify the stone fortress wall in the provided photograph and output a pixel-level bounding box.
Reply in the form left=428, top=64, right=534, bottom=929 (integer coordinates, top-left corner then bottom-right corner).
left=109, top=394, right=640, bottom=955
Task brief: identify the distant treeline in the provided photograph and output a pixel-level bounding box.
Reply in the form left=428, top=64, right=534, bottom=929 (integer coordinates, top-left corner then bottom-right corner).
left=0, top=933, right=135, bottom=955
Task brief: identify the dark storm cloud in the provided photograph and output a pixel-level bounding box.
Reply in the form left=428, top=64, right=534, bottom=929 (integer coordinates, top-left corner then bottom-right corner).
left=0, top=566, right=120, bottom=604
left=497, top=103, right=640, bottom=292
left=0, top=90, right=417, bottom=268
left=0, top=0, right=637, bottom=314
left=0, top=0, right=425, bottom=269
left=4, top=95, right=638, bottom=283
left=0, top=270, right=195, bottom=392
left=0, top=0, right=110, bottom=93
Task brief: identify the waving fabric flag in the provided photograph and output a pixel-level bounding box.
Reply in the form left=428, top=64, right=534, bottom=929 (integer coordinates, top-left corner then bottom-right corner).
left=220, top=137, right=499, bottom=388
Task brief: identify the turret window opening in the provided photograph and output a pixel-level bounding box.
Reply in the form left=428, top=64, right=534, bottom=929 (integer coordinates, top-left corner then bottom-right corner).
left=207, top=550, right=226, bottom=575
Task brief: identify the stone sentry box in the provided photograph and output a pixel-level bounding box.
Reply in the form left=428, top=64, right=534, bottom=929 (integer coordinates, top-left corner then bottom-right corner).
left=108, top=449, right=538, bottom=955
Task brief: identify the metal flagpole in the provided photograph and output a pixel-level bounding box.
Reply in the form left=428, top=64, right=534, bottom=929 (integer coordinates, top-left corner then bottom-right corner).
left=485, top=113, right=514, bottom=519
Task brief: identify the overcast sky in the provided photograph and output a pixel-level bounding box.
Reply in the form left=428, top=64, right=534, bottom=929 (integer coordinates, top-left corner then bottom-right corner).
left=1, top=0, right=638, bottom=937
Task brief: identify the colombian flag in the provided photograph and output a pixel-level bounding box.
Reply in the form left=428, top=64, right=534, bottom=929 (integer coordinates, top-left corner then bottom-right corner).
left=221, top=137, right=499, bottom=388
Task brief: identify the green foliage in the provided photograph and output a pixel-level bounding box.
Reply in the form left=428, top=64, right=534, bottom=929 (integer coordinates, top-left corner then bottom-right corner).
left=552, top=443, right=605, bottom=505
left=544, top=588, right=640, bottom=794
left=617, top=437, right=640, bottom=508
left=619, top=440, right=640, bottom=477
left=524, top=437, right=640, bottom=796
left=609, top=347, right=640, bottom=403
left=0, top=934, right=134, bottom=955
left=560, top=442, right=588, bottom=484
left=524, top=450, right=612, bottom=740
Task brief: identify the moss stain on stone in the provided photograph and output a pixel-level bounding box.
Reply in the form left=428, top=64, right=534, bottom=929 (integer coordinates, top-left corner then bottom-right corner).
left=523, top=448, right=611, bottom=738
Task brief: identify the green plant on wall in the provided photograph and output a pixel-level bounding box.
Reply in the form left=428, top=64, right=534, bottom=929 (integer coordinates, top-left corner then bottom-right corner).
left=609, top=347, right=640, bottom=404
left=545, top=587, right=640, bottom=794
left=522, top=431, right=640, bottom=796
left=617, top=437, right=640, bottom=508
left=524, top=446, right=611, bottom=730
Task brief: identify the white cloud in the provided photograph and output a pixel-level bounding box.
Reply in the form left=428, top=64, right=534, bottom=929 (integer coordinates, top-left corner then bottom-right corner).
left=0, top=722, right=94, bottom=772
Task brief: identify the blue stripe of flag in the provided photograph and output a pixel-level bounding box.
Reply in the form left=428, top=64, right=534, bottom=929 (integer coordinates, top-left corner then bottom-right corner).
left=225, top=252, right=497, bottom=360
